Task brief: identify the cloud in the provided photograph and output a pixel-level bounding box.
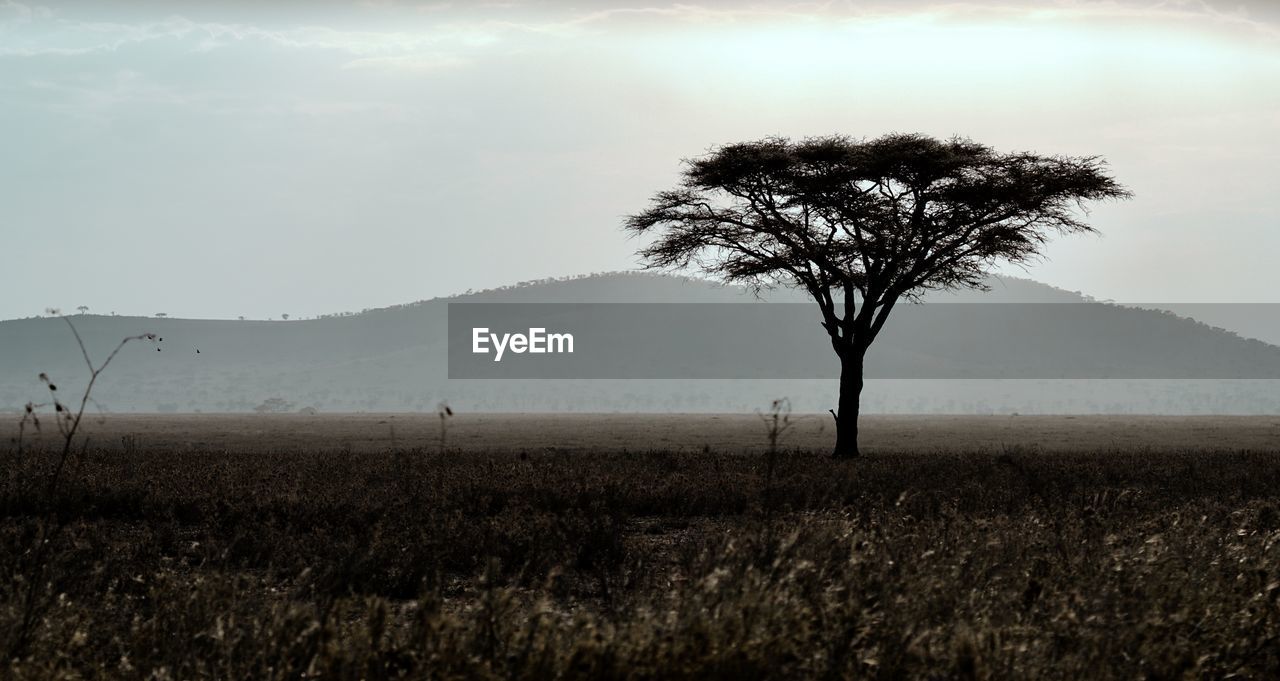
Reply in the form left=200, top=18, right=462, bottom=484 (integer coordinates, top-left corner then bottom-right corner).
left=545, top=1, right=1280, bottom=39
left=0, top=12, right=504, bottom=59
left=0, top=0, right=52, bottom=23
left=0, top=1, right=1274, bottom=65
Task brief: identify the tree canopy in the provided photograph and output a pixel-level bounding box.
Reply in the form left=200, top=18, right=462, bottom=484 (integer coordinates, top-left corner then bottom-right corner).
left=625, top=133, right=1130, bottom=354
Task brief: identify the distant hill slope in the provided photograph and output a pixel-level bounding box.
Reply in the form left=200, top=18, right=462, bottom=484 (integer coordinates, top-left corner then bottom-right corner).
left=432, top=272, right=1095, bottom=304
left=1, top=272, right=1278, bottom=415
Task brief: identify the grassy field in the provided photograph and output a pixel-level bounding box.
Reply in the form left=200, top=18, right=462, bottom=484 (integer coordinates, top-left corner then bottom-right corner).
left=9, top=412, right=1280, bottom=454
left=3, top=415, right=1280, bottom=679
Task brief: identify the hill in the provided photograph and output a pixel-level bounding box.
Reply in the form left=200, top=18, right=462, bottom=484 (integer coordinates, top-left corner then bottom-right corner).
left=2, top=272, right=1278, bottom=415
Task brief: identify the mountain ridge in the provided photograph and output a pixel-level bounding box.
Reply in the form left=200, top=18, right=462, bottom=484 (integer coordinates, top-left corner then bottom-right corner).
left=1, top=272, right=1277, bottom=415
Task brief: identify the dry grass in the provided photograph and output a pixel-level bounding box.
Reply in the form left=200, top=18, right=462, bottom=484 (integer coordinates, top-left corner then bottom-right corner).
left=5, top=412, right=1279, bottom=455
left=3, top=416, right=1280, bottom=678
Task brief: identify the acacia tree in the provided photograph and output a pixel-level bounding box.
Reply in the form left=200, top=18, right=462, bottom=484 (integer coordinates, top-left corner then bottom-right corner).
left=625, top=133, right=1129, bottom=458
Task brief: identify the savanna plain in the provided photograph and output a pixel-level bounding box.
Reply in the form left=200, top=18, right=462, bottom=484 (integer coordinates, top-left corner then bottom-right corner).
left=4, top=414, right=1280, bottom=679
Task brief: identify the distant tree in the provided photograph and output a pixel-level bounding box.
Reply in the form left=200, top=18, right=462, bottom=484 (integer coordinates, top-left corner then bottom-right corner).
left=76, top=305, right=88, bottom=315
left=436, top=401, right=454, bottom=452
left=253, top=397, right=294, bottom=414
left=238, top=316, right=245, bottom=321
left=155, top=313, right=167, bottom=319
left=281, top=313, right=290, bottom=321
left=626, top=133, right=1128, bottom=457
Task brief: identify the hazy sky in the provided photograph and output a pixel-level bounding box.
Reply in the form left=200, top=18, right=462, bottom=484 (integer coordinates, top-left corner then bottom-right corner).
left=2, top=0, right=1278, bottom=320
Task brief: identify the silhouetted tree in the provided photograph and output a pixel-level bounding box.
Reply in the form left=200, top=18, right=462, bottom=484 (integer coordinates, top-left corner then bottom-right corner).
left=625, top=133, right=1129, bottom=457
left=76, top=305, right=88, bottom=315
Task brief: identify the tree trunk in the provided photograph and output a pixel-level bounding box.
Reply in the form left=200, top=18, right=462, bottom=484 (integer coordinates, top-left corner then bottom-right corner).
left=832, top=348, right=864, bottom=459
